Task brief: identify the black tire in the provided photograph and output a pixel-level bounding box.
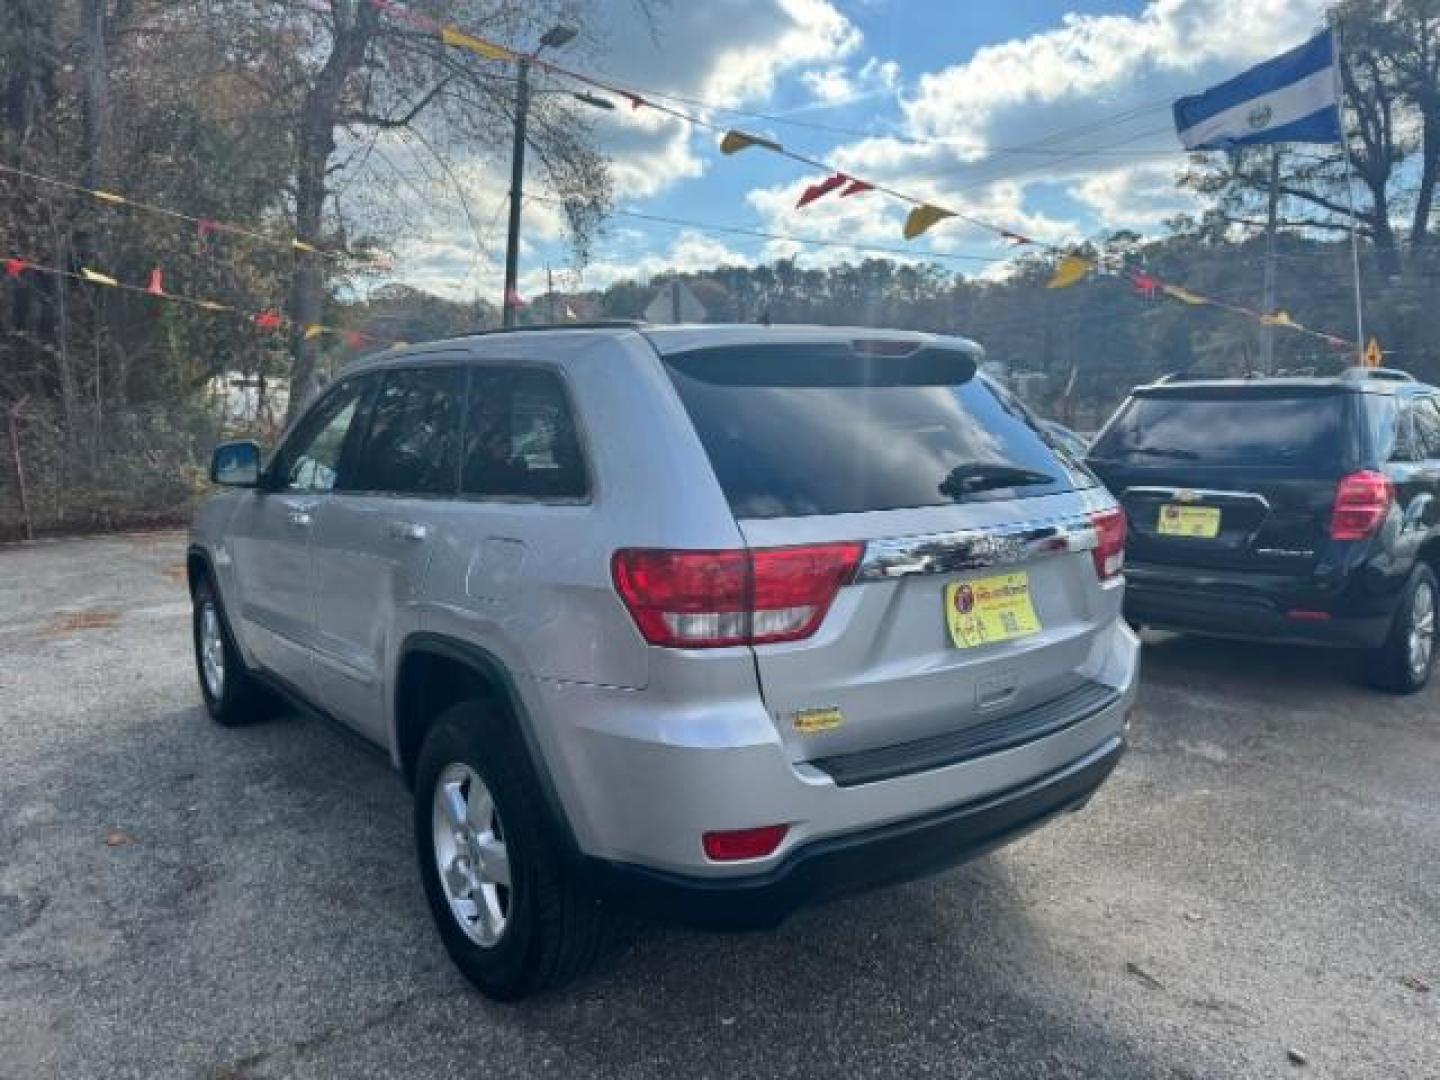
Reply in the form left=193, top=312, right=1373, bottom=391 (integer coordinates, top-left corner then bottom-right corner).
left=1365, top=563, right=1438, bottom=694
left=192, top=575, right=273, bottom=726
left=414, top=703, right=608, bottom=1001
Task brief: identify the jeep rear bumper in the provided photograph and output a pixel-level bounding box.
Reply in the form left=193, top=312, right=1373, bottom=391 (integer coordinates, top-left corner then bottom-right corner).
left=591, top=735, right=1124, bottom=931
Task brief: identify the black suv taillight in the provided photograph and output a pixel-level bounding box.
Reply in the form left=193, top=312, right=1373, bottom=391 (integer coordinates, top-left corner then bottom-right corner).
left=1330, top=470, right=1393, bottom=541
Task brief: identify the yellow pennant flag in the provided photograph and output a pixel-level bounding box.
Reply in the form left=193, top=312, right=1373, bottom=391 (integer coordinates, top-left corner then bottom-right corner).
left=1161, top=283, right=1208, bottom=306
left=1046, top=255, right=1093, bottom=289
left=195, top=299, right=231, bottom=312
left=303, top=324, right=327, bottom=340
left=291, top=239, right=320, bottom=255
left=80, top=267, right=119, bottom=287
left=903, top=204, right=955, bottom=240
left=91, top=190, right=127, bottom=205
left=1261, top=310, right=1301, bottom=330
left=719, top=130, right=782, bottom=155
left=440, top=26, right=514, bottom=62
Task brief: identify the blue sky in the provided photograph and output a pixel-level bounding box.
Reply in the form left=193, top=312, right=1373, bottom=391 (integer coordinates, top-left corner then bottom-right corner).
left=380, top=0, right=1333, bottom=302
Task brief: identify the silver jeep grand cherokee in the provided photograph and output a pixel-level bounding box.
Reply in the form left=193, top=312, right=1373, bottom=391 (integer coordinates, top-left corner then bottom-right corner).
left=189, top=323, right=1137, bottom=999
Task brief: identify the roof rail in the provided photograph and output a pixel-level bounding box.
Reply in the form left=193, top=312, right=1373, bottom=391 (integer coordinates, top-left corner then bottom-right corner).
left=1340, top=366, right=1414, bottom=383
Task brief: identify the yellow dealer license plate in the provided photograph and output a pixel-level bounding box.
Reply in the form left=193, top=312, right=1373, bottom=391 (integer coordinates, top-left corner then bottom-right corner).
left=945, top=572, right=1041, bottom=649
left=1157, top=504, right=1221, bottom=538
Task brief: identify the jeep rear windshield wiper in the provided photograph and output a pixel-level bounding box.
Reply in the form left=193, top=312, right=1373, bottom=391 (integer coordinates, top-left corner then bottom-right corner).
left=939, top=462, right=1056, bottom=502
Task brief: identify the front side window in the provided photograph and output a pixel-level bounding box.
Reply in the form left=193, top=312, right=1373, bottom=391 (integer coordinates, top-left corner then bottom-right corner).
left=272, top=378, right=369, bottom=492
left=348, top=366, right=464, bottom=496
left=462, top=368, right=588, bottom=501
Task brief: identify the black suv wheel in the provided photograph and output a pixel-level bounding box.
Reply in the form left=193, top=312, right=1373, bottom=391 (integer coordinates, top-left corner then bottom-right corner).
left=1366, top=564, right=1438, bottom=694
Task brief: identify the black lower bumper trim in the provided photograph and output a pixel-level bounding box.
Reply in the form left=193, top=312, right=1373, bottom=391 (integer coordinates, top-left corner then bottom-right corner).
left=592, top=736, right=1125, bottom=932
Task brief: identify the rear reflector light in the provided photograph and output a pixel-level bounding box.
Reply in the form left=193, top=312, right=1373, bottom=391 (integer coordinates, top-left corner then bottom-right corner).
left=702, top=824, right=789, bottom=861
left=1088, top=507, right=1127, bottom=580
left=1331, top=470, right=1393, bottom=541
left=1287, top=609, right=1332, bottom=622
left=612, top=543, right=864, bottom=648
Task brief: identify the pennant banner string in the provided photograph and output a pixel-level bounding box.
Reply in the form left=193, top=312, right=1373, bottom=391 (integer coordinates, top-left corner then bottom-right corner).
left=2, top=252, right=394, bottom=349
left=0, top=161, right=363, bottom=263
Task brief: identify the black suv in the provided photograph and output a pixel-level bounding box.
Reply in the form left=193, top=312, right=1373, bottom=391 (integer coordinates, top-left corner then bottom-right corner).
left=1087, top=368, right=1440, bottom=693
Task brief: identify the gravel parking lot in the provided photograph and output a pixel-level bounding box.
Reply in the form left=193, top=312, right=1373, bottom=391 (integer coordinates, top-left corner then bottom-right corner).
left=1, top=532, right=1437, bottom=1079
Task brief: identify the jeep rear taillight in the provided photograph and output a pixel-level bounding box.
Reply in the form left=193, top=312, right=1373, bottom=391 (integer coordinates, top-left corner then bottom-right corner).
left=1331, top=470, right=1393, bottom=541
left=611, top=543, right=864, bottom=648
left=1088, top=507, right=1127, bottom=581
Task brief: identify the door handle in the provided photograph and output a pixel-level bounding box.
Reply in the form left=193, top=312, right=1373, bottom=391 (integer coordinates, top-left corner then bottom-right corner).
left=389, top=520, right=430, bottom=542
left=287, top=510, right=313, bottom=529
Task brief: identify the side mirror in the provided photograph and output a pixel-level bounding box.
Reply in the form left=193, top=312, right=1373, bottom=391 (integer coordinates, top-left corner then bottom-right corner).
left=210, top=440, right=263, bottom=487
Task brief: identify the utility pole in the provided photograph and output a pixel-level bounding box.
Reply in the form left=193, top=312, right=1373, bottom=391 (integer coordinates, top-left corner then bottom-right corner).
left=1260, top=146, right=1281, bottom=374
left=501, top=57, right=531, bottom=329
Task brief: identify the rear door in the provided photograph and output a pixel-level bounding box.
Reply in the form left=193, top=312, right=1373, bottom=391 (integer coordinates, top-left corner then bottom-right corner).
left=661, top=342, right=1117, bottom=764
left=1087, top=387, right=1359, bottom=575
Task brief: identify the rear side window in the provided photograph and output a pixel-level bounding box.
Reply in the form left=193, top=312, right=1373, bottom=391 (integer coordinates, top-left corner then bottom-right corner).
left=1413, top=397, right=1440, bottom=458
left=1367, top=395, right=1410, bottom=462
left=462, top=368, right=588, bottom=501
left=1090, top=393, right=1350, bottom=470
left=348, top=366, right=464, bottom=495
left=663, top=344, right=1089, bottom=519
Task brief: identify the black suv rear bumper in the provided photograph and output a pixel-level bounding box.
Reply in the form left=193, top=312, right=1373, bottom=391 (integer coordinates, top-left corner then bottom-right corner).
left=1125, top=562, right=1392, bottom=648
left=591, top=736, right=1124, bottom=932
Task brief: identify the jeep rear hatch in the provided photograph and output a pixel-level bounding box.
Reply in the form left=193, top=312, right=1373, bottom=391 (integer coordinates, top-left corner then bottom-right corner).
left=656, top=340, right=1119, bottom=769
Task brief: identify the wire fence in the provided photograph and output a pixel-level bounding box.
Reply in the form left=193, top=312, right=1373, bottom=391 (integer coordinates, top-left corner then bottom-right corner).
left=0, top=398, right=271, bottom=543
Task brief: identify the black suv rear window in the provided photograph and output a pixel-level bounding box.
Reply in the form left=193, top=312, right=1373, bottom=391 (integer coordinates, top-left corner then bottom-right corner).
left=663, top=344, right=1091, bottom=519
left=1090, top=393, right=1350, bottom=469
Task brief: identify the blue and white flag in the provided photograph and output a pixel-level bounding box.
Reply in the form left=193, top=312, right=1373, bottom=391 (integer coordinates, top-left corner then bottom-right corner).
left=1174, top=30, right=1342, bottom=151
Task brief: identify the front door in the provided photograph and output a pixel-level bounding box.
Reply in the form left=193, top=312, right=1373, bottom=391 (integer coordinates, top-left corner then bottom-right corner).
left=227, top=376, right=370, bottom=698
left=309, top=364, right=465, bottom=741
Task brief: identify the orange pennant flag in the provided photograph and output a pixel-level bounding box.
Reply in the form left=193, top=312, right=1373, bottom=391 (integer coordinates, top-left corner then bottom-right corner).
left=903, top=204, right=955, bottom=240
left=146, top=267, right=165, bottom=296
left=720, top=130, right=782, bottom=155
left=1046, top=255, right=1093, bottom=289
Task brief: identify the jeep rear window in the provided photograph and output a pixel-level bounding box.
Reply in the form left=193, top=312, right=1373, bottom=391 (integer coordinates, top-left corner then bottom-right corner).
left=662, top=344, right=1091, bottom=519
left=1090, top=393, right=1349, bottom=469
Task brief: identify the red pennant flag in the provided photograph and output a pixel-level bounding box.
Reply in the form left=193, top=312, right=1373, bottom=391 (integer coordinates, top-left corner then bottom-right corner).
left=626, top=93, right=646, bottom=110
left=253, top=310, right=282, bottom=332
left=4, top=258, right=26, bottom=279
left=343, top=330, right=367, bottom=349
left=797, top=173, right=848, bottom=209
left=1130, top=271, right=1160, bottom=299
left=146, top=267, right=165, bottom=296
left=839, top=178, right=874, bottom=198
left=504, top=287, right=526, bottom=309
left=197, top=218, right=217, bottom=240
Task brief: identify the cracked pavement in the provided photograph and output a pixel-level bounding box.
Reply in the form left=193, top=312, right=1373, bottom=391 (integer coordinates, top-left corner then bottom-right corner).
left=1, top=532, right=1437, bottom=1079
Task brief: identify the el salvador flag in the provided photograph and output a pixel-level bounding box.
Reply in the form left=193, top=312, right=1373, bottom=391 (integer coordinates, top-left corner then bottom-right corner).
left=1174, top=30, right=1342, bottom=151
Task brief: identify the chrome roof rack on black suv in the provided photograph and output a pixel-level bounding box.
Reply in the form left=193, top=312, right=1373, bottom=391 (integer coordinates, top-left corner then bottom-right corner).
left=1340, top=366, right=1414, bottom=383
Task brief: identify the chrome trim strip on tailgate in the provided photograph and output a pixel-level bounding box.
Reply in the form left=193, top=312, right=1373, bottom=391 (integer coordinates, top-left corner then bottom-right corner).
left=856, top=514, right=1099, bottom=582
left=1123, top=486, right=1272, bottom=511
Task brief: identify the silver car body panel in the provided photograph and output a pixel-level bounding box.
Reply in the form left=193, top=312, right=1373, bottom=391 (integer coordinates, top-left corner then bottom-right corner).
left=191, top=324, right=1139, bottom=880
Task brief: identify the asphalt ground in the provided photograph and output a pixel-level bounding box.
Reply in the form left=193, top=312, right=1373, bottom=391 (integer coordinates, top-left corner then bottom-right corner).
left=1, top=532, right=1436, bottom=1079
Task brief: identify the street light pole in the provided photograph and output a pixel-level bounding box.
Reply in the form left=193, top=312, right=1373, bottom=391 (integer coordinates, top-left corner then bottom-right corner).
left=501, top=57, right=531, bottom=328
